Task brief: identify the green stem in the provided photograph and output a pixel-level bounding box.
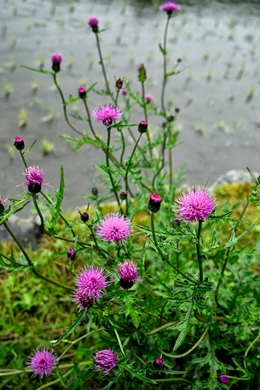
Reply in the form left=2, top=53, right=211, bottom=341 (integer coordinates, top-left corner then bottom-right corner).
left=150, top=212, right=198, bottom=284
left=106, top=128, right=121, bottom=210
left=151, top=130, right=167, bottom=191
left=196, top=220, right=203, bottom=283
left=19, top=150, right=28, bottom=169
left=83, top=99, right=98, bottom=139
left=94, top=32, right=111, bottom=95
left=125, top=132, right=143, bottom=215
left=87, top=224, right=106, bottom=257
left=244, top=332, right=260, bottom=368
left=160, top=16, right=170, bottom=114
left=3, top=222, right=73, bottom=291
left=53, top=73, right=83, bottom=136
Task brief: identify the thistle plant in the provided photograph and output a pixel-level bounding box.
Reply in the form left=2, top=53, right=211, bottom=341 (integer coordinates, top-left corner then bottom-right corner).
left=1, top=2, right=260, bottom=390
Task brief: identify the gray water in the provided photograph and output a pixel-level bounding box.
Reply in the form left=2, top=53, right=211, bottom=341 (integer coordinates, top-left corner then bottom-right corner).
left=1, top=0, right=260, bottom=211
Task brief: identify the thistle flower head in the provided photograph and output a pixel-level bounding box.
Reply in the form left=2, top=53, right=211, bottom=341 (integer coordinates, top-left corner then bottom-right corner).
left=160, top=2, right=181, bottom=15
left=148, top=193, right=162, bottom=213
left=51, top=51, right=62, bottom=72
left=94, top=348, right=118, bottom=375
left=219, top=375, right=229, bottom=384
left=88, top=16, right=99, bottom=32
left=67, top=247, right=76, bottom=260
left=78, top=85, right=86, bottom=99
left=153, top=357, right=164, bottom=370
left=28, top=348, right=57, bottom=378
left=20, top=166, right=51, bottom=194
left=14, top=136, right=25, bottom=150
left=145, top=93, right=153, bottom=103
left=92, top=104, right=122, bottom=127
left=73, top=266, right=108, bottom=310
left=175, top=186, right=216, bottom=222
left=120, top=87, right=127, bottom=95
left=117, top=261, right=139, bottom=289
left=96, top=213, right=132, bottom=243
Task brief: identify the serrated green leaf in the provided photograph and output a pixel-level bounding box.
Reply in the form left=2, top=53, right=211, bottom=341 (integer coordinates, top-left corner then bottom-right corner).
left=21, top=65, right=54, bottom=75
left=52, top=311, right=85, bottom=346
left=65, top=94, right=81, bottom=106
left=124, top=366, right=157, bottom=384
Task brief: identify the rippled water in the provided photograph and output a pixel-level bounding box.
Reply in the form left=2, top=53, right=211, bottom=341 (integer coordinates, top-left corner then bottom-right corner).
left=1, top=0, right=260, bottom=211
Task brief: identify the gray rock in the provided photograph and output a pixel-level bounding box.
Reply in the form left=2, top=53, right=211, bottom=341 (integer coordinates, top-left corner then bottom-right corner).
left=210, top=169, right=259, bottom=190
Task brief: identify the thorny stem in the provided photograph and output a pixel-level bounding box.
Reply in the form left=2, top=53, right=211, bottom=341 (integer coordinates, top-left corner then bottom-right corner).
left=196, top=220, right=203, bottom=283
left=53, top=73, right=83, bottom=136
left=94, top=32, right=112, bottom=95
left=151, top=130, right=168, bottom=192
left=150, top=212, right=199, bottom=284
left=125, top=132, right=143, bottom=215
left=3, top=222, right=73, bottom=291
left=106, top=128, right=122, bottom=211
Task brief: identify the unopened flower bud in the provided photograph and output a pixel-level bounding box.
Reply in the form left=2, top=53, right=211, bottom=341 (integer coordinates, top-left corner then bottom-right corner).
left=219, top=375, right=229, bottom=384
left=51, top=51, right=62, bottom=72
left=144, top=93, right=153, bottom=103
left=121, top=87, right=127, bottom=95
left=79, top=211, right=89, bottom=223
left=78, top=85, right=86, bottom=99
left=138, top=121, right=148, bottom=133
left=148, top=194, right=162, bottom=213
left=172, top=217, right=181, bottom=227
left=120, top=191, right=127, bottom=200
left=116, top=77, right=124, bottom=90
left=28, top=184, right=41, bottom=194
left=67, top=247, right=76, bottom=261
left=92, top=187, right=98, bottom=196
left=153, top=357, right=164, bottom=370
left=14, top=136, right=25, bottom=151
left=167, top=115, right=175, bottom=122
left=106, top=257, right=114, bottom=266
left=138, top=64, right=147, bottom=82
left=175, top=106, right=180, bottom=113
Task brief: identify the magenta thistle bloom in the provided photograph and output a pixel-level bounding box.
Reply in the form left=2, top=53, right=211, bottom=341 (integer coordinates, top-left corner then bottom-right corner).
left=94, top=348, right=118, bottom=375
left=96, top=213, right=132, bottom=243
left=219, top=375, right=229, bottom=384
left=148, top=193, right=162, bottom=213
left=153, top=357, right=164, bottom=370
left=14, top=136, right=25, bottom=150
left=88, top=16, right=99, bottom=32
left=51, top=51, right=62, bottom=72
left=120, top=87, right=127, bottom=95
left=117, top=261, right=139, bottom=289
left=78, top=85, right=86, bottom=99
left=145, top=93, right=153, bottom=103
left=73, top=266, right=108, bottom=310
left=20, top=166, right=50, bottom=194
left=160, top=2, right=181, bottom=14
left=175, top=186, right=216, bottom=222
left=92, top=104, right=122, bottom=127
left=67, top=247, right=76, bottom=261
left=28, top=348, right=57, bottom=378
left=138, top=121, right=148, bottom=133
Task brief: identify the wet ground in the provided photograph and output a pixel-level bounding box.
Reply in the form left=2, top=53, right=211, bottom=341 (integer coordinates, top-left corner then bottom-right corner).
left=1, top=0, right=260, bottom=211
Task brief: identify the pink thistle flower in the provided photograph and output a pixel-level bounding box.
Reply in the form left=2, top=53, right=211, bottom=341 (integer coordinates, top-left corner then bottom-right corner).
left=20, top=166, right=51, bottom=194
left=73, top=266, right=108, bottom=311
left=28, top=348, right=57, bottom=378
left=144, top=93, right=153, bottom=103
left=148, top=193, right=162, bottom=213
left=175, top=186, right=216, bottom=222
left=78, top=85, right=86, bottom=99
left=51, top=51, right=62, bottom=72
left=160, top=2, right=181, bottom=14
left=88, top=16, right=99, bottom=32
left=219, top=375, right=229, bottom=384
left=117, top=261, right=139, bottom=289
left=94, top=348, right=118, bottom=375
left=96, top=213, right=132, bottom=243
left=153, top=357, right=164, bottom=370
left=120, top=87, right=127, bottom=95
left=92, top=104, right=122, bottom=127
